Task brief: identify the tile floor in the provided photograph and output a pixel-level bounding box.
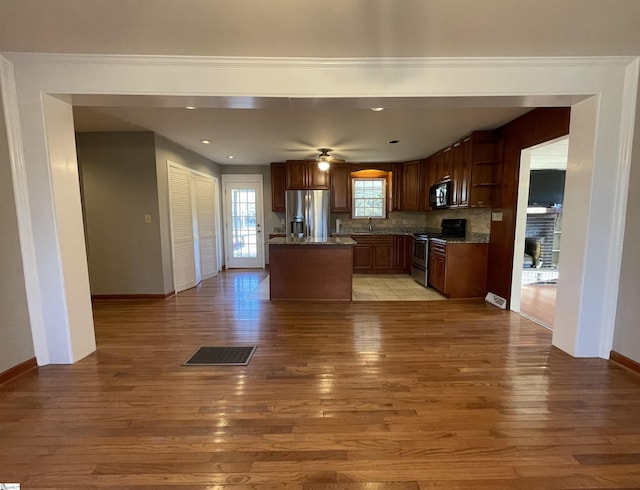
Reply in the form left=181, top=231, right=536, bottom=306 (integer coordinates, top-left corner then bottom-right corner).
left=352, top=274, right=447, bottom=301
left=248, top=274, right=447, bottom=301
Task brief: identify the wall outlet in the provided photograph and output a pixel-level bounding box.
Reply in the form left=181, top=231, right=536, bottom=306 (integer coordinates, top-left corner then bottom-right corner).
left=492, top=211, right=503, bottom=222
left=280, top=218, right=285, bottom=225
left=144, top=214, right=152, bottom=224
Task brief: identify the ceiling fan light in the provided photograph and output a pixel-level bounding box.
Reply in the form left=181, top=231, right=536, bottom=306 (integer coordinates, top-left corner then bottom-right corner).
left=317, top=160, right=330, bottom=171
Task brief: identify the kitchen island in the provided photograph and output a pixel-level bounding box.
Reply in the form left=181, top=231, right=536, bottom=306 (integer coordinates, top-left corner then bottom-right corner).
left=269, top=236, right=356, bottom=301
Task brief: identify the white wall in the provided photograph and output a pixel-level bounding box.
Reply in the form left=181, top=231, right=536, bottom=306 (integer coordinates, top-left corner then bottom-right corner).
left=613, top=77, right=640, bottom=360
left=0, top=76, right=34, bottom=373
left=1, top=54, right=637, bottom=365
left=42, top=95, right=96, bottom=363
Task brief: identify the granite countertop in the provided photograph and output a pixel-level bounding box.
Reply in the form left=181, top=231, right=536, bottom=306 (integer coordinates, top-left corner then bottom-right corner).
left=333, top=228, right=441, bottom=236
left=430, top=236, right=489, bottom=244
left=269, top=236, right=356, bottom=246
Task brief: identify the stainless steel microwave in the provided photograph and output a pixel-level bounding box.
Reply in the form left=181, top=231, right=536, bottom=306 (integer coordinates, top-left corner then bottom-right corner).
left=429, top=180, right=451, bottom=209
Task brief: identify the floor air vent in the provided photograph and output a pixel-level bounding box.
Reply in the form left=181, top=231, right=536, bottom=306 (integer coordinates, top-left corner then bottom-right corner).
left=183, top=346, right=257, bottom=366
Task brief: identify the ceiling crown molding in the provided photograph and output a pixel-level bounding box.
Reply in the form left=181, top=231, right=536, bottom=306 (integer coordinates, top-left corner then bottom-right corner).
left=2, top=52, right=637, bottom=70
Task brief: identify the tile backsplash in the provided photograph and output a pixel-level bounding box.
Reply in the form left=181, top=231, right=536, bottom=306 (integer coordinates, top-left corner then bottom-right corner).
left=332, top=208, right=491, bottom=240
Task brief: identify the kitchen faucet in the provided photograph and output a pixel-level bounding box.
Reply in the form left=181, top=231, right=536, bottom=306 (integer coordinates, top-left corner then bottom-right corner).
left=368, top=216, right=372, bottom=232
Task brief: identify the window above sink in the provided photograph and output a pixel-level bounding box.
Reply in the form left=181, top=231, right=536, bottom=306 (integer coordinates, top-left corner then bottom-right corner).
left=352, top=178, right=387, bottom=219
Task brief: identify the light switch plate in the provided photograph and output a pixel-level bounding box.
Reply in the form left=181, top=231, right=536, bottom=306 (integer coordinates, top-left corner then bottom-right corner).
left=144, top=214, right=152, bottom=224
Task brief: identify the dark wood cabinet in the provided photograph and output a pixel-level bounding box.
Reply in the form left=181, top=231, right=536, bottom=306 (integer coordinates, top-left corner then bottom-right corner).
left=391, top=163, right=403, bottom=211
left=400, top=160, right=421, bottom=211
left=285, top=161, right=330, bottom=190
left=330, top=163, right=351, bottom=212
left=353, top=242, right=373, bottom=272
left=393, top=235, right=412, bottom=273
left=467, top=132, right=501, bottom=208
left=352, top=234, right=411, bottom=273
left=429, top=242, right=447, bottom=293
left=270, top=163, right=286, bottom=212
left=428, top=239, right=488, bottom=298
left=372, top=238, right=394, bottom=271
left=421, top=130, right=500, bottom=211
left=420, top=158, right=431, bottom=211
left=457, top=138, right=471, bottom=208
left=308, top=162, right=331, bottom=189
left=440, top=147, right=453, bottom=183
left=450, top=141, right=469, bottom=208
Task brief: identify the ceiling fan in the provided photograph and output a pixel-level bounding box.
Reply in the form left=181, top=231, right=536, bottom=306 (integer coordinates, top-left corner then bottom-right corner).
left=316, top=148, right=345, bottom=171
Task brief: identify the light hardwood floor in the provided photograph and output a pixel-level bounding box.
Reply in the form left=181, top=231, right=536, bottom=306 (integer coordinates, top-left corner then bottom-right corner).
left=520, top=283, right=557, bottom=329
left=2, top=269, right=640, bottom=489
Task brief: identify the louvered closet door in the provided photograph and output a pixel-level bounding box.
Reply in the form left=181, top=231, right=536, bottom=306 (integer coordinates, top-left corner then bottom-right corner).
left=168, top=164, right=197, bottom=292
left=193, top=175, right=218, bottom=280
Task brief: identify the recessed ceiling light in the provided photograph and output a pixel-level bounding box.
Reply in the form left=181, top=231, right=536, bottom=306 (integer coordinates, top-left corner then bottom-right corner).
left=388, top=140, right=399, bottom=144
left=227, top=155, right=235, bottom=159
left=370, top=107, right=385, bottom=112
left=185, top=106, right=196, bottom=110
left=200, top=139, right=211, bottom=144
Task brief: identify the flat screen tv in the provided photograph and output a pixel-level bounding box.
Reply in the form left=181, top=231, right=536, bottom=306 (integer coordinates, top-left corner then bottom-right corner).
left=528, top=170, right=566, bottom=207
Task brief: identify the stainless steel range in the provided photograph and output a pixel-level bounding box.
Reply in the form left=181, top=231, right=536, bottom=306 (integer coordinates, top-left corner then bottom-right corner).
left=411, top=219, right=466, bottom=287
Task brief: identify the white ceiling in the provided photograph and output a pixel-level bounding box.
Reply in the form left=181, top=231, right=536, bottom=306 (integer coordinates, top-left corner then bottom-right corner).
left=72, top=96, right=582, bottom=165
left=6, top=1, right=634, bottom=166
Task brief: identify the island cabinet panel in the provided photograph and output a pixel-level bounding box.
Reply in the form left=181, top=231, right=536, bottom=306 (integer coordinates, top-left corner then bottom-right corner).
left=285, top=161, right=330, bottom=190
left=270, top=163, right=286, bottom=212
left=428, top=240, right=488, bottom=299
left=330, top=164, right=351, bottom=212
left=270, top=244, right=353, bottom=300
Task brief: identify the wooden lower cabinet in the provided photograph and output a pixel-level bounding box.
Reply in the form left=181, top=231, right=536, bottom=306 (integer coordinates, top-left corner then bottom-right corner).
left=352, top=235, right=411, bottom=273
left=353, top=243, right=374, bottom=272
left=428, top=239, right=488, bottom=298
left=393, top=235, right=412, bottom=273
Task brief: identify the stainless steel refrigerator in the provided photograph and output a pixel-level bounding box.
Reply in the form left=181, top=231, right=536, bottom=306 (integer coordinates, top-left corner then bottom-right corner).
left=285, top=190, right=330, bottom=240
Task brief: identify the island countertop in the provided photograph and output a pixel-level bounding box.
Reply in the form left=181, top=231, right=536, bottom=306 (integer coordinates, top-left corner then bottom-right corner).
left=269, top=236, right=356, bottom=246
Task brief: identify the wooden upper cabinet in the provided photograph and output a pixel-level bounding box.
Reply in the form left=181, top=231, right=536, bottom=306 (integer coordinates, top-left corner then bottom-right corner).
left=420, top=158, right=431, bottom=211
left=285, top=161, right=308, bottom=189
left=285, top=161, right=330, bottom=190
left=391, top=163, right=403, bottom=211
left=467, top=131, right=502, bottom=208
left=270, top=163, right=286, bottom=212
left=440, top=147, right=453, bottom=183
left=400, top=160, right=421, bottom=211
left=308, top=162, right=331, bottom=190
left=457, top=137, right=471, bottom=208
left=431, top=151, right=444, bottom=184
left=330, top=163, right=351, bottom=212
left=450, top=140, right=469, bottom=208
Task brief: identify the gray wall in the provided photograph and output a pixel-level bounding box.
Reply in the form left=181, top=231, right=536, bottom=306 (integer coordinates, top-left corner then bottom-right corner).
left=76, top=132, right=166, bottom=295
left=613, top=82, right=640, bottom=362
left=0, top=90, right=35, bottom=372
left=219, top=164, right=282, bottom=264
left=154, top=134, right=220, bottom=290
